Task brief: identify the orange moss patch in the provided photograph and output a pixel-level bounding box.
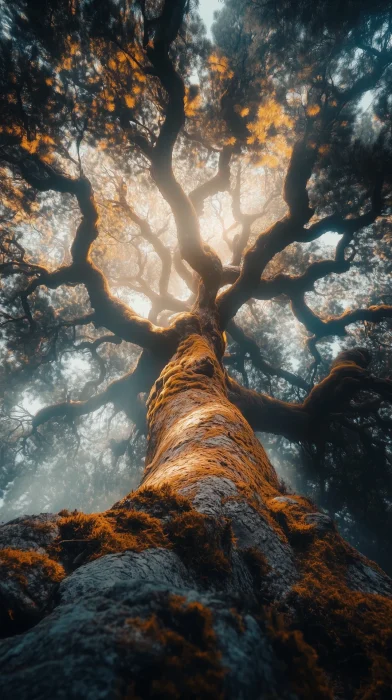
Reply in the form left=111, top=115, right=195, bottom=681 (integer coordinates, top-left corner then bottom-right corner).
left=50, top=486, right=235, bottom=583
left=0, top=548, right=65, bottom=637
left=265, top=492, right=392, bottom=697
left=55, top=509, right=168, bottom=566
left=123, top=595, right=225, bottom=699
left=0, top=548, right=65, bottom=587
left=52, top=487, right=233, bottom=582
left=114, top=484, right=193, bottom=518
left=25, top=519, right=57, bottom=536
left=266, top=612, right=333, bottom=699
left=268, top=495, right=318, bottom=544
left=167, top=511, right=232, bottom=579
left=289, top=532, right=392, bottom=699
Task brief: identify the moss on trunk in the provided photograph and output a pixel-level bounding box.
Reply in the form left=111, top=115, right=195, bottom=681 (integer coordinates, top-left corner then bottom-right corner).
left=0, top=333, right=391, bottom=699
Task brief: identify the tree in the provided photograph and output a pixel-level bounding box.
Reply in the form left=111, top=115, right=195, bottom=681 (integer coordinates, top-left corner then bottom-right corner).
left=0, top=0, right=392, bottom=697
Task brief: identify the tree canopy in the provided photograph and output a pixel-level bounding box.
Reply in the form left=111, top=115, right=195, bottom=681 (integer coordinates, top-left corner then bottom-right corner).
left=1, top=0, right=392, bottom=572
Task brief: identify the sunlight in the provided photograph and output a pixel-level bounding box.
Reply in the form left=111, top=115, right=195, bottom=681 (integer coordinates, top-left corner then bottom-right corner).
left=198, top=0, right=222, bottom=36
left=318, top=231, right=343, bottom=247
left=120, top=290, right=152, bottom=318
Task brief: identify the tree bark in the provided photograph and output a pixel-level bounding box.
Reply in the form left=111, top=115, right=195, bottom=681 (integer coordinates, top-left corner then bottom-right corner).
left=0, top=332, right=391, bottom=699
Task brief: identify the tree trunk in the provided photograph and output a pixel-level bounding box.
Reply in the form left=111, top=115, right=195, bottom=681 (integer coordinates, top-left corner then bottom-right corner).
left=0, top=333, right=391, bottom=699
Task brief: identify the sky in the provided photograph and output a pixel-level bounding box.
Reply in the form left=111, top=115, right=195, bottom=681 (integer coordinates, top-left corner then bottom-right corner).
left=198, top=0, right=222, bottom=37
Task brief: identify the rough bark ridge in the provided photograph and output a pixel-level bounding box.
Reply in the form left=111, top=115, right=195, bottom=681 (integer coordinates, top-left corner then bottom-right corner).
left=0, top=333, right=391, bottom=699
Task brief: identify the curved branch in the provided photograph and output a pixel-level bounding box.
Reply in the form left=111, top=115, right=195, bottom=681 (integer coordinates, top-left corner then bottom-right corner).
left=217, top=139, right=319, bottom=325
left=220, top=252, right=351, bottom=299
left=228, top=354, right=392, bottom=443
left=6, top=153, right=180, bottom=352
left=227, top=376, right=308, bottom=442
left=292, top=296, right=392, bottom=342
left=256, top=259, right=351, bottom=300
left=227, top=320, right=310, bottom=391
left=125, top=0, right=224, bottom=299
left=333, top=49, right=392, bottom=102
left=0, top=260, right=48, bottom=278
left=188, top=146, right=233, bottom=215
left=32, top=382, right=118, bottom=429
left=69, top=335, right=122, bottom=399
left=230, top=167, right=281, bottom=266
left=117, top=183, right=172, bottom=298
left=32, top=349, right=166, bottom=433
left=283, top=139, right=315, bottom=221
left=173, top=249, right=197, bottom=293
left=218, top=168, right=384, bottom=326
left=128, top=275, right=188, bottom=322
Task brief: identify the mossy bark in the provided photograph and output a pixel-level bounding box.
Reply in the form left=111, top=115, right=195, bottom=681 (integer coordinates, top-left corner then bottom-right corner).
left=0, top=332, right=391, bottom=699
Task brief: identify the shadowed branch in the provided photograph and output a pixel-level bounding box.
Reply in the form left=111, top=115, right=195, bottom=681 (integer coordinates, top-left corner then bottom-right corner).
left=227, top=349, right=392, bottom=443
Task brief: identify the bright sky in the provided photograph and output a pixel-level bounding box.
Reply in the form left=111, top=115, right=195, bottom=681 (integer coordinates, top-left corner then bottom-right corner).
left=198, top=0, right=222, bottom=37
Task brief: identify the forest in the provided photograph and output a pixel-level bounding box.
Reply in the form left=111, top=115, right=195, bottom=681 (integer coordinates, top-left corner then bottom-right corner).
left=0, top=0, right=392, bottom=697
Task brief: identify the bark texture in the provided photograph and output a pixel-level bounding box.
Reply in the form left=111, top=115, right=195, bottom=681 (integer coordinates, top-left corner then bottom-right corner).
left=0, top=334, right=391, bottom=699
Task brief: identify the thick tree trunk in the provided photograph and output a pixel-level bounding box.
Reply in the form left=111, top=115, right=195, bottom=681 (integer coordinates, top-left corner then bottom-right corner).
left=0, top=333, right=391, bottom=699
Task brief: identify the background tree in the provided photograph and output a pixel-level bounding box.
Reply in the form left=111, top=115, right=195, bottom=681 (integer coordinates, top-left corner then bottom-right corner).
left=0, top=1, right=392, bottom=697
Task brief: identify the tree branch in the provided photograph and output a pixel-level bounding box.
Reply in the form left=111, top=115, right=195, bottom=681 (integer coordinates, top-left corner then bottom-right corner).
left=228, top=351, right=392, bottom=444
left=226, top=320, right=310, bottom=391
left=67, top=334, right=122, bottom=399
left=32, top=349, right=165, bottom=433
left=4, top=153, right=181, bottom=352
left=217, top=164, right=384, bottom=326
left=188, top=146, right=233, bottom=215
left=217, top=139, right=318, bottom=325
left=124, top=0, right=224, bottom=300
left=292, top=296, right=392, bottom=343
left=229, top=168, right=281, bottom=266
left=117, top=182, right=173, bottom=298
